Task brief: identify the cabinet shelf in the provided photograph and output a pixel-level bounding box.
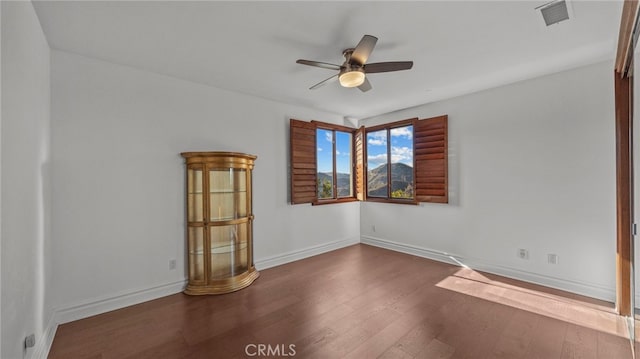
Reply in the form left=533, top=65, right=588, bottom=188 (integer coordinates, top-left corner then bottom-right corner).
left=209, top=217, right=249, bottom=224
left=189, top=241, right=248, bottom=255
left=182, top=151, right=259, bottom=295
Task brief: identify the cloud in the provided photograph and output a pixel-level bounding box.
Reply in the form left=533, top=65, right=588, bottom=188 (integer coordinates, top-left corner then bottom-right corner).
left=367, top=131, right=387, bottom=146
left=390, top=126, right=413, bottom=140
left=325, top=131, right=332, bottom=143
left=391, top=146, right=413, bottom=164
left=367, top=153, right=388, bottom=167
left=368, top=147, right=413, bottom=167
left=317, top=147, right=322, bottom=152
left=392, top=146, right=412, bottom=157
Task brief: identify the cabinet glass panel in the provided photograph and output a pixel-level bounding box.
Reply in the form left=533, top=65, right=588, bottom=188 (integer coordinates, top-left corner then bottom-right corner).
left=209, top=168, right=246, bottom=192
left=209, top=168, right=247, bottom=221
left=187, top=167, right=203, bottom=222
left=188, top=227, right=205, bottom=282
left=209, top=192, right=247, bottom=220
left=209, top=223, right=249, bottom=279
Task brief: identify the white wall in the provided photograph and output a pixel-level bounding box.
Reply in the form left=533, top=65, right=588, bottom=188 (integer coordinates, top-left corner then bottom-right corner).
left=50, top=50, right=360, bottom=321
left=1, top=2, right=52, bottom=358
left=360, top=60, right=616, bottom=301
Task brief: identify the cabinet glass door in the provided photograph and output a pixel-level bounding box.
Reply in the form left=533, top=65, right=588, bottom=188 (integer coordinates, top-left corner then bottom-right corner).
left=188, top=226, right=205, bottom=283
left=209, top=223, right=249, bottom=280
left=209, top=168, right=247, bottom=221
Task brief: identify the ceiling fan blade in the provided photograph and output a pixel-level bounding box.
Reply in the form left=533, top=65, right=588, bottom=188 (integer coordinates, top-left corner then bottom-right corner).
left=358, top=77, right=372, bottom=92
left=351, top=35, right=378, bottom=65
left=364, top=61, right=413, bottom=73
left=310, top=74, right=338, bottom=90
left=296, top=59, right=342, bottom=70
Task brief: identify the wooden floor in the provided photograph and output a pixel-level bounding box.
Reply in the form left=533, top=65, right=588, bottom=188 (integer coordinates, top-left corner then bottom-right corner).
left=49, top=244, right=632, bottom=358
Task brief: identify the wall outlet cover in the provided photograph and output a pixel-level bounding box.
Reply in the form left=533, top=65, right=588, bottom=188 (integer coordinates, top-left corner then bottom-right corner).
left=25, top=334, right=35, bottom=348
left=518, top=249, right=529, bottom=260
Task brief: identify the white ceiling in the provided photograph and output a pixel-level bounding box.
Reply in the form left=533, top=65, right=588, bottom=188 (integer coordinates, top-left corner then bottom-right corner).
left=32, top=1, right=623, bottom=119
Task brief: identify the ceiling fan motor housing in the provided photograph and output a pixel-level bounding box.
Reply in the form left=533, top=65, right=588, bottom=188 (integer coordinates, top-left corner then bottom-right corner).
left=339, top=48, right=366, bottom=87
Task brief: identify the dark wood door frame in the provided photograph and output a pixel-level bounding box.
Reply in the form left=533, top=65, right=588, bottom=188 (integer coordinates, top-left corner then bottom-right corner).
left=615, top=72, right=634, bottom=317
left=615, top=0, right=639, bottom=317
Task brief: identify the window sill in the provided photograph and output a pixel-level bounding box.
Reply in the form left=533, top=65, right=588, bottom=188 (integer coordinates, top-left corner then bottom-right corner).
left=364, top=198, right=418, bottom=205
left=312, top=197, right=359, bottom=206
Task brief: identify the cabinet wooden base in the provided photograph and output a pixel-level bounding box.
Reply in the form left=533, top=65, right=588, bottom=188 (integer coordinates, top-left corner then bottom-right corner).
left=184, top=268, right=259, bottom=295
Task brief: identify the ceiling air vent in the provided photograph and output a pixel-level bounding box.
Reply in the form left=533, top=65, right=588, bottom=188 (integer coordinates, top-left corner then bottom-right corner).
left=537, top=0, right=570, bottom=26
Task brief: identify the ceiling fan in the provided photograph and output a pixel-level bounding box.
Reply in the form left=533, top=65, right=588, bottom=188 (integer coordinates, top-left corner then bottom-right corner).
left=296, top=35, right=413, bottom=92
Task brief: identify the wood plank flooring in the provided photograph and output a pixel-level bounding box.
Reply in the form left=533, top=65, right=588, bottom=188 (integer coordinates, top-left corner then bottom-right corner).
left=48, top=244, right=632, bottom=358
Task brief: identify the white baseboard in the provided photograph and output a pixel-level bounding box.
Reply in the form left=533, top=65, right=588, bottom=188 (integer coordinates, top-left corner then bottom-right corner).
left=361, top=235, right=616, bottom=303
left=29, top=314, right=57, bottom=359
left=360, top=235, right=464, bottom=267
left=255, top=236, right=360, bottom=270
left=54, top=279, right=187, bottom=325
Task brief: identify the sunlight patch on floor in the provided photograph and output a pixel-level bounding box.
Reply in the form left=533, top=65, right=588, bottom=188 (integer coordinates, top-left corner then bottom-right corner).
left=436, top=268, right=628, bottom=339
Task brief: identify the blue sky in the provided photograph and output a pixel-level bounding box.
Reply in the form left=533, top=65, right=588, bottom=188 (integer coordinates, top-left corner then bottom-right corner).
left=317, top=129, right=351, bottom=173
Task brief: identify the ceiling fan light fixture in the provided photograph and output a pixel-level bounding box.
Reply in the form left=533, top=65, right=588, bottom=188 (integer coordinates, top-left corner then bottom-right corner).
left=339, top=70, right=365, bottom=88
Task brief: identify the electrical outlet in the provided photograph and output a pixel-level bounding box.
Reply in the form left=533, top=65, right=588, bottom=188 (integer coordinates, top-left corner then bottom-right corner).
left=25, top=334, right=35, bottom=348
left=169, top=259, right=176, bottom=270
left=518, top=249, right=529, bottom=260
left=548, top=254, right=559, bottom=264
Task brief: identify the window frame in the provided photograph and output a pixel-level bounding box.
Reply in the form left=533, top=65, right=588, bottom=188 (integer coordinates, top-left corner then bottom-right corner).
left=313, top=121, right=358, bottom=205
left=364, top=118, right=418, bottom=205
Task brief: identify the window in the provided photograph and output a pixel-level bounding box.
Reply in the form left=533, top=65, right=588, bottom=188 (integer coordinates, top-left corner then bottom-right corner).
left=316, top=128, right=353, bottom=200
left=316, top=128, right=334, bottom=199
left=366, top=129, right=389, bottom=198
left=289, top=119, right=358, bottom=205
left=290, top=115, right=447, bottom=205
left=366, top=121, right=414, bottom=201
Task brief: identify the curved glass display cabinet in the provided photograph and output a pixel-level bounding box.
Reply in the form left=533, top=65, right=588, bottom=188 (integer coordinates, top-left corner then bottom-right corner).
left=181, top=152, right=258, bottom=295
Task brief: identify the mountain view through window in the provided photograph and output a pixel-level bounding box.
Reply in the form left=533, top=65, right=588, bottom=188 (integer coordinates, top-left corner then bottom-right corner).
left=367, top=125, right=414, bottom=199
left=317, top=129, right=353, bottom=199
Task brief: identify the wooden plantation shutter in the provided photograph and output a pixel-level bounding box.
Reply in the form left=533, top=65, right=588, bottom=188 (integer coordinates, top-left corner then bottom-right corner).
left=414, top=115, right=448, bottom=203
left=290, top=119, right=317, bottom=204
left=355, top=126, right=365, bottom=201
